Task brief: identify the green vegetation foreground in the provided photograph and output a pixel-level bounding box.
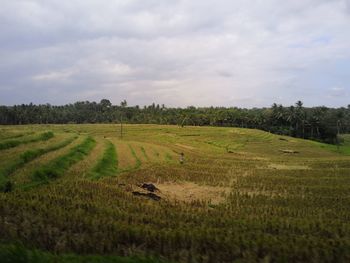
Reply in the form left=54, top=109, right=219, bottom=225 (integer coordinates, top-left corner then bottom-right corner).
left=0, top=124, right=350, bottom=262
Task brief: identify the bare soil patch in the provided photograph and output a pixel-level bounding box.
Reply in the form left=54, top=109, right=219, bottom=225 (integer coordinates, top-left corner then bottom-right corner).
left=156, top=181, right=229, bottom=205
left=268, top=163, right=310, bottom=170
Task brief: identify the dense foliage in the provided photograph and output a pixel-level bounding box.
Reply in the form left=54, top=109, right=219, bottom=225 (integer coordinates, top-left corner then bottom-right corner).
left=1, top=100, right=350, bottom=143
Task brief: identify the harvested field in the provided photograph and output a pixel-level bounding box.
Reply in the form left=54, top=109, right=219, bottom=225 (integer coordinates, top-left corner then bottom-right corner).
left=1, top=124, right=350, bottom=263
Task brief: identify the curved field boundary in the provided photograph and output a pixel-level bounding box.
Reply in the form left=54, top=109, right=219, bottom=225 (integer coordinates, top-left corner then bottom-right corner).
left=89, top=140, right=118, bottom=180
left=25, top=136, right=96, bottom=188
left=64, top=137, right=106, bottom=180
left=113, top=141, right=136, bottom=170
left=114, top=144, right=142, bottom=174
left=0, top=135, right=78, bottom=188
left=144, top=143, right=175, bottom=163
left=114, top=141, right=175, bottom=174
left=0, top=131, right=54, bottom=151
left=128, top=144, right=141, bottom=170
left=140, top=146, right=150, bottom=161
left=0, top=132, right=34, bottom=141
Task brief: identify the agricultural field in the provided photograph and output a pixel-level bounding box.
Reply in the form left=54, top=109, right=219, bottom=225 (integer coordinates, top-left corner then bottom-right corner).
left=0, top=124, right=350, bottom=263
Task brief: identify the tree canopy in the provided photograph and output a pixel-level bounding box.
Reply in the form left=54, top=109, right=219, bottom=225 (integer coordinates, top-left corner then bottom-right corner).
left=1, top=99, right=349, bottom=144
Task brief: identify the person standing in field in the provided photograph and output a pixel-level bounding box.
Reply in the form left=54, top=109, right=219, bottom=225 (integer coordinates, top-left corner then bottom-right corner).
left=179, top=152, right=184, bottom=164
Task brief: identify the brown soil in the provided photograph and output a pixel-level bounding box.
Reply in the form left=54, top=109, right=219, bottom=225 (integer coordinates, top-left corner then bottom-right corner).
left=268, top=163, right=310, bottom=170
left=156, top=181, right=229, bottom=205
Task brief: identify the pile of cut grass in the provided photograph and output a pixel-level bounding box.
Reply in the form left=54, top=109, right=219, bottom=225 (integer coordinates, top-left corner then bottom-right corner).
left=89, top=140, right=118, bottom=179
left=30, top=136, right=95, bottom=185
left=0, top=131, right=54, bottom=151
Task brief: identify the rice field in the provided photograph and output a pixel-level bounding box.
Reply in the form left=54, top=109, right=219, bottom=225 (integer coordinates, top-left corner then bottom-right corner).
left=0, top=124, right=350, bottom=263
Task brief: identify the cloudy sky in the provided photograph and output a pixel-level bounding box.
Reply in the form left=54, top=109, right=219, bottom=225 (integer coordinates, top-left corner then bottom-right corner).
left=1, top=0, right=350, bottom=107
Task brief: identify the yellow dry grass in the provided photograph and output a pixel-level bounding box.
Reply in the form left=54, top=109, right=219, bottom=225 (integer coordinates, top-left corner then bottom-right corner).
left=267, top=163, right=310, bottom=170
left=156, top=181, right=230, bottom=205
left=112, top=140, right=136, bottom=170
left=146, top=144, right=169, bottom=162
left=129, top=142, right=148, bottom=163
left=175, top=143, right=195, bottom=150
left=63, top=136, right=106, bottom=180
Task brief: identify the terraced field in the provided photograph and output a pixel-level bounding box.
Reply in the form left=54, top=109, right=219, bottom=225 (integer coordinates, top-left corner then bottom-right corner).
left=0, top=124, right=350, bottom=262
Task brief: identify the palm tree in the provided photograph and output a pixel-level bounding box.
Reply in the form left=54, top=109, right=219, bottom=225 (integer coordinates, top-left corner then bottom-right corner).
left=286, top=106, right=297, bottom=136
left=295, top=101, right=305, bottom=137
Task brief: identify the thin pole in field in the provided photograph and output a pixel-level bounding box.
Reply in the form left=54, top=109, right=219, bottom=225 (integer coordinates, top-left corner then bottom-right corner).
left=120, top=114, right=123, bottom=139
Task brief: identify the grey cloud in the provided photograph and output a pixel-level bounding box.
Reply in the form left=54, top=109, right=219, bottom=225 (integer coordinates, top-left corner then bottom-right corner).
left=328, top=87, right=349, bottom=98
left=1, top=0, right=350, bottom=107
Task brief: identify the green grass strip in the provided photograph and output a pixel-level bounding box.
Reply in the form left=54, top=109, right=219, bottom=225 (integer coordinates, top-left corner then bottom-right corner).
left=140, top=146, right=150, bottom=161
left=0, top=135, right=78, bottom=180
left=30, top=136, right=96, bottom=184
left=0, top=132, right=28, bottom=141
left=89, top=140, right=118, bottom=180
left=128, top=144, right=141, bottom=169
left=0, top=131, right=54, bottom=151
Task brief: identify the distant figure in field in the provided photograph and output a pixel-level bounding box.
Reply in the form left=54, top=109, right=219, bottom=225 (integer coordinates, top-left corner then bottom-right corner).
left=179, top=152, right=184, bottom=164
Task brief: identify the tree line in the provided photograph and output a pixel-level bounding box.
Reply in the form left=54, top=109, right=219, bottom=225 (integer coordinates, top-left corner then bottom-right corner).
left=1, top=99, right=350, bottom=143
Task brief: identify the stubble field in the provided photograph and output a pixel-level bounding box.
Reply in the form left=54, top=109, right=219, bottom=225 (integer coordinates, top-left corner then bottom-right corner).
left=0, top=124, right=349, bottom=263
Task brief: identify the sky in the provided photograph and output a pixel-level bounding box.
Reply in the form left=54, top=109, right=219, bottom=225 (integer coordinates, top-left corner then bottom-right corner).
left=1, top=0, right=350, bottom=108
